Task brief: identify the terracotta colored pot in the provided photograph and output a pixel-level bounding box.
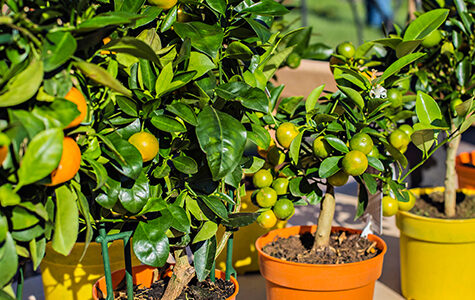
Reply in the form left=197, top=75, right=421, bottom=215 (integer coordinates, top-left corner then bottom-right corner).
left=456, top=151, right=475, bottom=189
left=397, top=187, right=475, bottom=300
left=256, top=225, right=387, bottom=300
left=92, top=265, right=239, bottom=300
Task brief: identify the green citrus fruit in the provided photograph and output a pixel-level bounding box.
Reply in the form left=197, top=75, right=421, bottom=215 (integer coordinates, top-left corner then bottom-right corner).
left=450, top=99, right=463, bottom=115
left=148, top=0, right=177, bottom=9
left=387, top=89, right=403, bottom=108
left=272, top=178, right=289, bottom=195
left=253, top=169, right=273, bottom=188
left=421, top=30, right=442, bottom=48
left=342, top=150, right=368, bottom=176
left=398, top=190, right=416, bottom=211
left=327, top=170, right=349, bottom=187
left=389, top=129, right=410, bottom=151
left=395, top=77, right=411, bottom=94
left=267, top=146, right=285, bottom=166
left=336, top=41, right=355, bottom=59
left=349, top=133, right=373, bottom=155
left=399, top=124, right=414, bottom=138
left=368, top=146, right=380, bottom=158
left=273, top=199, right=295, bottom=220
left=256, top=187, right=278, bottom=208
left=287, top=52, right=301, bottom=69
left=257, top=210, right=277, bottom=229
left=313, top=136, right=332, bottom=159
left=276, top=122, right=299, bottom=149
left=382, top=195, right=398, bottom=216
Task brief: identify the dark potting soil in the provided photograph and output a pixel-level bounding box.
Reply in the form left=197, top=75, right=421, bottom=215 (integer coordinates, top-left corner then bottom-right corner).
left=105, top=275, right=234, bottom=300
left=410, top=190, right=475, bottom=219
left=262, top=231, right=381, bottom=264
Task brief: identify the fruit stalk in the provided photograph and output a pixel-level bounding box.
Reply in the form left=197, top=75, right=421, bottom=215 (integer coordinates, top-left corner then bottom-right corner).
left=444, top=126, right=461, bottom=217
left=313, top=184, right=335, bottom=250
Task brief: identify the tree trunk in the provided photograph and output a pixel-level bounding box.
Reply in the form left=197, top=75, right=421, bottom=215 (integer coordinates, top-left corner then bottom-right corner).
left=444, top=128, right=461, bottom=217
left=162, top=248, right=195, bottom=300
left=313, top=185, right=335, bottom=250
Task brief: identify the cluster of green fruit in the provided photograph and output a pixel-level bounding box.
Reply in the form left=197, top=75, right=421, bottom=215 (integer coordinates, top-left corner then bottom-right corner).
left=252, top=169, right=295, bottom=229
left=382, top=190, right=416, bottom=217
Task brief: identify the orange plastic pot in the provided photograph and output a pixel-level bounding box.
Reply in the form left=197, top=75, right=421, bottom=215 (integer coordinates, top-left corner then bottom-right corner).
left=256, top=225, right=387, bottom=300
left=92, top=265, right=239, bottom=300
left=456, top=150, right=475, bottom=189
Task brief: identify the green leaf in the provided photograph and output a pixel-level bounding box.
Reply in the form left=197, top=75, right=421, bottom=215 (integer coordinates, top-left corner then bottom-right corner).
left=117, top=96, right=138, bottom=117
left=362, top=173, right=378, bottom=195
left=221, top=212, right=258, bottom=228
left=225, top=41, right=253, bottom=60
left=395, top=40, right=421, bottom=58
left=42, top=31, right=77, bottom=72
left=155, top=63, right=174, bottom=96
left=247, top=124, right=271, bottom=149
left=245, top=18, right=271, bottom=43
left=17, top=128, right=63, bottom=187
left=338, top=86, right=364, bottom=109
left=160, top=5, right=177, bottom=32
left=376, top=53, right=425, bottom=84
left=382, top=140, right=408, bottom=168
left=30, top=238, right=45, bottom=271
left=367, top=156, right=384, bottom=171
left=193, top=221, right=218, bottom=243
left=415, top=92, right=442, bottom=125
left=119, top=172, right=150, bottom=214
left=118, top=0, right=146, bottom=13
left=243, top=156, right=265, bottom=174
left=411, top=126, right=435, bottom=154
left=240, top=0, right=289, bottom=16
left=138, top=59, right=156, bottom=92
left=133, top=219, right=170, bottom=267
left=0, top=185, right=20, bottom=206
left=75, top=61, right=132, bottom=97
left=11, top=207, right=39, bottom=230
left=289, top=131, right=304, bottom=165
left=192, top=236, right=216, bottom=281
left=52, top=185, right=79, bottom=256
left=325, top=135, right=349, bottom=153
left=186, top=196, right=208, bottom=221
left=206, top=0, right=226, bottom=15
left=319, top=156, right=343, bottom=178
left=166, top=102, right=197, bottom=126
left=76, top=12, right=139, bottom=31
left=196, top=106, right=247, bottom=181
left=166, top=205, right=190, bottom=234
left=172, top=155, right=198, bottom=174
left=104, top=134, right=143, bottom=180
left=403, top=9, right=449, bottom=41
left=460, top=114, right=475, bottom=134
left=151, top=115, right=187, bottom=133
left=173, top=22, right=224, bottom=59
left=305, top=85, right=325, bottom=113
left=0, top=234, right=18, bottom=287
left=216, top=82, right=269, bottom=113
left=0, top=58, right=43, bottom=107
left=199, top=195, right=228, bottom=221
left=455, top=58, right=471, bottom=88
left=187, top=52, right=216, bottom=80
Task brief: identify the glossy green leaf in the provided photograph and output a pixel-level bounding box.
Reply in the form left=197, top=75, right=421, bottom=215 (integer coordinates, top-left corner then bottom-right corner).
left=119, top=172, right=150, bottom=214
left=240, top=0, right=289, bottom=16
left=455, top=58, right=471, bottom=88
left=362, top=173, right=378, bottom=195
left=221, top=212, right=258, bottom=228
left=75, top=61, right=132, bottom=97
left=289, top=130, right=304, bottom=165
left=196, top=106, right=247, bottom=180
left=11, top=224, right=44, bottom=242
left=395, top=40, right=421, bottom=58
left=17, top=128, right=63, bottom=187
left=247, top=124, right=271, bottom=149
left=118, top=0, right=146, bottom=13
left=415, top=92, right=442, bottom=125
left=166, top=102, right=197, bottom=126
left=206, top=0, right=226, bottom=15
left=155, top=63, right=174, bottom=96
left=382, top=140, right=408, bottom=168
left=225, top=41, right=253, bottom=60
left=403, top=9, right=449, bottom=41
left=11, top=207, right=39, bottom=230
left=187, top=51, right=216, bottom=80
left=0, top=234, right=18, bottom=287
left=95, top=177, right=120, bottom=209
left=77, top=12, right=139, bottom=31
left=460, top=114, right=475, bottom=134
left=117, top=96, right=138, bottom=117
left=367, top=156, right=384, bottom=171
left=104, top=134, right=143, bottom=180
left=0, top=215, right=7, bottom=243
left=411, top=126, right=435, bottom=154
left=160, top=6, right=177, bottom=32
left=42, top=31, right=77, bottom=71
left=199, top=195, right=228, bottom=221
left=0, top=58, right=43, bottom=107
left=133, top=219, right=170, bottom=267
left=319, top=156, right=342, bottom=178
left=193, top=221, right=218, bottom=243
left=325, top=135, right=349, bottom=153
left=192, top=236, right=216, bottom=281
left=138, top=59, right=156, bottom=92
left=338, top=85, right=364, bottom=109
left=376, top=53, right=425, bottom=84
left=305, top=85, right=325, bottom=113
left=0, top=185, right=20, bottom=206
left=52, top=185, right=79, bottom=256
left=172, top=155, right=198, bottom=174
left=151, top=115, right=186, bottom=133
left=166, top=205, right=191, bottom=234
left=216, top=82, right=269, bottom=113
left=245, top=17, right=271, bottom=43
left=30, top=238, right=46, bottom=271
left=173, top=22, right=224, bottom=58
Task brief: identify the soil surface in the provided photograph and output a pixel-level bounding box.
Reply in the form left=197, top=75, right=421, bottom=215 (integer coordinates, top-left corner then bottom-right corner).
left=100, top=274, right=235, bottom=300
left=262, top=231, right=381, bottom=264
left=411, top=190, right=475, bottom=219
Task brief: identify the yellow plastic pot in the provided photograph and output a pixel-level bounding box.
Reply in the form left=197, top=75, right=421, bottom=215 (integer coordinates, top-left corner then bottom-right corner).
left=216, top=190, right=286, bottom=274
left=396, top=187, right=475, bottom=300
left=41, top=240, right=140, bottom=300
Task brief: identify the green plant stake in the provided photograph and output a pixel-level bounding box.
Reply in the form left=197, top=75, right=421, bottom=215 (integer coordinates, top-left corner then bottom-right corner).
left=225, top=190, right=237, bottom=281
left=15, top=266, right=23, bottom=300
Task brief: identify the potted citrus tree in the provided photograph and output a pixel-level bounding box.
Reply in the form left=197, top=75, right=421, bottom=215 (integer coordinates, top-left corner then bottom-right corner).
left=252, top=8, right=457, bottom=299
left=379, top=1, right=475, bottom=298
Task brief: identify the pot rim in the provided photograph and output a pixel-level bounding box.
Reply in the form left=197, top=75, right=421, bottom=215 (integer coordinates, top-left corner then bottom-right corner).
left=399, top=187, right=475, bottom=223
left=255, top=225, right=387, bottom=268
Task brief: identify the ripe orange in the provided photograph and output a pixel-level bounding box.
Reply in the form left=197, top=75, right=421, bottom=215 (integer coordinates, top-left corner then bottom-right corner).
left=276, top=122, right=299, bottom=149
left=64, top=87, right=88, bottom=129
left=0, top=146, right=8, bottom=166
left=253, top=169, right=273, bottom=188
left=382, top=195, right=398, bottom=217
left=342, top=150, right=368, bottom=176
left=327, top=170, right=349, bottom=187
left=128, top=132, right=159, bottom=162
left=148, top=0, right=177, bottom=9
left=349, top=133, right=373, bottom=155
left=47, top=137, right=81, bottom=186
left=257, top=210, right=277, bottom=229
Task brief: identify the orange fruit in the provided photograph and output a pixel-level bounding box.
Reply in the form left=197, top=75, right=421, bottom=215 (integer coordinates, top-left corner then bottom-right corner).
left=257, top=210, right=277, bottom=229
left=128, top=132, right=159, bottom=162
left=267, top=146, right=285, bottom=166
left=342, top=150, right=368, bottom=176
left=148, top=0, right=177, bottom=9
left=64, top=87, right=87, bottom=129
left=382, top=195, right=398, bottom=217
left=327, top=170, right=349, bottom=187
left=276, top=122, right=299, bottom=149
left=46, top=137, right=81, bottom=186
left=0, top=146, right=8, bottom=166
